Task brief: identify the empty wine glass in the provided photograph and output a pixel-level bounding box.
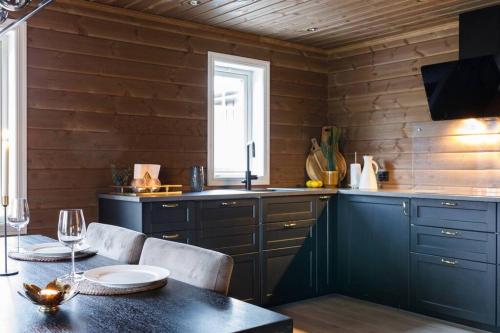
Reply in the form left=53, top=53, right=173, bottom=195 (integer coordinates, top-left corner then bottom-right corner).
left=58, top=209, right=86, bottom=282
left=7, top=198, right=29, bottom=253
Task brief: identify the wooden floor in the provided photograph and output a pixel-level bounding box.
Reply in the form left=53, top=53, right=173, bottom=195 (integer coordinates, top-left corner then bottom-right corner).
left=274, top=294, right=486, bottom=333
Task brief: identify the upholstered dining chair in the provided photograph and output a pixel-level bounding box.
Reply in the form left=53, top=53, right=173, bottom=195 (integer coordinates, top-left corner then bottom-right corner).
left=85, top=222, right=147, bottom=264
left=139, top=238, right=234, bottom=295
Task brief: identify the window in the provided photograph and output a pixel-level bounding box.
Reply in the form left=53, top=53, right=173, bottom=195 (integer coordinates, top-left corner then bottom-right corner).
left=0, top=21, right=27, bottom=230
left=207, top=52, right=270, bottom=186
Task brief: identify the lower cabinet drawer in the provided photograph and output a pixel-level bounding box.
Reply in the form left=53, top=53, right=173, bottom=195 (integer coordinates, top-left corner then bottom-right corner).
left=150, top=230, right=195, bottom=245
left=411, top=225, right=496, bottom=263
left=263, top=219, right=315, bottom=250
left=196, top=225, right=258, bottom=255
left=228, top=253, right=260, bottom=304
left=411, top=253, right=495, bottom=326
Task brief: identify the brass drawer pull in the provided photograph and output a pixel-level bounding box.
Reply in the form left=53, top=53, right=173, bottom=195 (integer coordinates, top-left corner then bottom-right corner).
left=162, top=203, right=179, bottom=208
left=441, top=229, right=460, bottom=237
left=441, top=258, right=458, bottom=266
left=220, top=201, right=237, bottom=207
left=283, top=223, right=297, bottom=229
left=441, top=201, right=457, bottom=207
left=162, top=233, right=180, bottom=240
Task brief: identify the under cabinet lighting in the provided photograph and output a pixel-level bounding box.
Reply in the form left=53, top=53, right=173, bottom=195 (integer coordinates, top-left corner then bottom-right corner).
left=187, top=0, right=201, bottom=6
left=306, top=27, right=319, bottom=32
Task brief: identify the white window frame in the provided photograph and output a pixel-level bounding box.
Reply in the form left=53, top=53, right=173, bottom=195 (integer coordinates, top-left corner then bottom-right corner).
left=0, top=20, right=28, bottom=234
left=207, top=52, right=270, bottom=186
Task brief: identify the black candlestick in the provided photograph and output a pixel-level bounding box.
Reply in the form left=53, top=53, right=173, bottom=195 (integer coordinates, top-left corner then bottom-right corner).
left=0, top=195, right=18, bottom=276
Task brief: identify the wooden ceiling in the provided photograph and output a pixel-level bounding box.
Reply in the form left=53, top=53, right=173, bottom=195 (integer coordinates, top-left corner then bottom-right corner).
left=88, top=0, right=500, bottom=50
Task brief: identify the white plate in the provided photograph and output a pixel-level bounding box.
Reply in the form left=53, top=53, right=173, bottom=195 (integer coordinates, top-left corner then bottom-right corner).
left=83, top=265, right=170, bottom=288
left=24, top=242, right=90, bottom=257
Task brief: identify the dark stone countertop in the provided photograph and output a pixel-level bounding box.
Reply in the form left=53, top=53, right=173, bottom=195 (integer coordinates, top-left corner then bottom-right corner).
left=0, top=235, right=292, bottom=333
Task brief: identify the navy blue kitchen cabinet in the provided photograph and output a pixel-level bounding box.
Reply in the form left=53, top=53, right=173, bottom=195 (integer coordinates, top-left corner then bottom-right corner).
left=100, top=195, right=331, bottom=306
left=410, top=198, right=497, bottom=329
left=336, top=195, right=410, bottom=309
left=261, top=196, right=317, bottom=306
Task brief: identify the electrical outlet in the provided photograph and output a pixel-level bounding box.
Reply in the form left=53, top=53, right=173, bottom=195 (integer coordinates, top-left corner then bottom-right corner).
left=377, top=170, right=389, bottom=182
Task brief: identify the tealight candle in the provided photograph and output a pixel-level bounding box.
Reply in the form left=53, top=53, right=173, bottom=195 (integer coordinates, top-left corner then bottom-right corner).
left=39, top=289, right=60, bottom=302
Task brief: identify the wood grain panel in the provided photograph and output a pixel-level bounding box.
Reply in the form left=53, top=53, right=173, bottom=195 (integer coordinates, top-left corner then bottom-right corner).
left=328, top=23, right=500, bottom=190
left=26, top=1, right=328, bottom=236
left=86, top=0, right=500, bottom=49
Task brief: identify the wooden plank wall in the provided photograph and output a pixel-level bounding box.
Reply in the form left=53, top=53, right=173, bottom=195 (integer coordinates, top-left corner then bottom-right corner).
left=328, top=22, right=500, bottom=190
left=26, top=1, right=328, bottom=236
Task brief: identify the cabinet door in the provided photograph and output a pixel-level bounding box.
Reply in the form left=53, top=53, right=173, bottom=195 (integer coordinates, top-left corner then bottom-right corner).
left=411, top=253, right=495, bottom=326
left=337, top=195, right=410, bottom=308
left=316, top=195, right=334, bottom=295
left=262, top=244, right=315, bottom=306
left=228, top=253, right=260, bottom=304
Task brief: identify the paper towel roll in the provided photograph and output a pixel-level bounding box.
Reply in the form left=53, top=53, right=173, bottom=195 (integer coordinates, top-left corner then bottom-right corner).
left=350, top=163, right=361, bottom=189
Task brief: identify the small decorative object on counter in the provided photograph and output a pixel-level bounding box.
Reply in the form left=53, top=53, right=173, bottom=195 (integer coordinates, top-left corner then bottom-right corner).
left=110, top=164, right=131, bottom=186
left=359, top=155, right=379, bottom=190
left=190, top=166, right=205, bottom=192
left=320, top=126, right=342, bottom=188
left=19, top=279, right=79, bottom=313
left=131, top=164, right=162, bottom=193
left=350, top=152, right=361, bottom=189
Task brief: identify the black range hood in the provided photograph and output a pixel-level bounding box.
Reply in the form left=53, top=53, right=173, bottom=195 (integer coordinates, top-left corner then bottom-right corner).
left=421, top=6, right=500, bottom=121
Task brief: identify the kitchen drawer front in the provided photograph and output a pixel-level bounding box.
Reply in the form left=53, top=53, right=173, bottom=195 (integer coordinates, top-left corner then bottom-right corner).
left=411, top=225, right=496, bottom=264
left=150, top=230, right=196, bottom=245
left=148, top=201, right=195, bottom=233
left=196, top=225, right=258, bottom=255
left=198, top=199, right=258, bottom=228
left=263, top=219, right=315, bottom=250
left=411, top=199, right=495, bottom=232
left=262, top=196, right=315, bottom=223
left=411, top=253, right=495, bottom=326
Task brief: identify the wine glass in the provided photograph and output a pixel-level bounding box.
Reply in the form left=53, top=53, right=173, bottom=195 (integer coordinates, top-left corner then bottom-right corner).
left=58, top=209, right=86, bottom=282
left=7, top=198, right=30, bottom=253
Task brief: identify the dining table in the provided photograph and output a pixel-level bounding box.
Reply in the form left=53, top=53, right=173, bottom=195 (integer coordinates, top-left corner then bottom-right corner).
left=0, top=235, right=293, bottom=333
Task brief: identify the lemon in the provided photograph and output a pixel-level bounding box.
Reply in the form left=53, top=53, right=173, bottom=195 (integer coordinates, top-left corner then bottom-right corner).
left=317, top=180, right=323, bottom=187
left=311, top=180, right=320, bottom=188
left=306, top=180, right=313, bottom=188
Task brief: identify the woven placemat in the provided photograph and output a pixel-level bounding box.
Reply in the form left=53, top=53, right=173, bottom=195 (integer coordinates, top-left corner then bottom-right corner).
left=8, top=250, right=97, bottom=262
left=78, top=279, right=168, bottom=296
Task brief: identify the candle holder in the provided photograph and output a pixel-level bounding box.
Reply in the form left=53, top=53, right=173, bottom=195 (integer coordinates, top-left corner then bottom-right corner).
left=0, top=195, right=18, bottom=276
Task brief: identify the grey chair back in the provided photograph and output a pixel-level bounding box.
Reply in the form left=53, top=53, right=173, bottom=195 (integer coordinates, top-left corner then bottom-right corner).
left=139, top=238, right=234, bottom=295
left=86, top=222, right=146, bottom=264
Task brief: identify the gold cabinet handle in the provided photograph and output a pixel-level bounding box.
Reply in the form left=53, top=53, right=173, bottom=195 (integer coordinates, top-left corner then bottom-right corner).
left=441, top=229, right=460, bottom=237
left=283, top=223, right=297, bottom=229
left=441, top=258, right=458, bottom=266
left=162, top=233, right=180, bottom=240
left=220, top=201, right=237, bottom=207
left=162, top=203, right=179, bottom=208
left=441, top=201, right=457, bottom=207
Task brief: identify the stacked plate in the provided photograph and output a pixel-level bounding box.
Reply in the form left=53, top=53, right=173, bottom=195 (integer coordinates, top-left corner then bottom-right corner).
left=83, top=265, right=170, bottom=289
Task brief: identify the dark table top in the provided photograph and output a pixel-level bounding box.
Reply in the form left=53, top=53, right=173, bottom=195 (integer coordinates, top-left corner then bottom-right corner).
left=0, top=235, right=292, bottom=333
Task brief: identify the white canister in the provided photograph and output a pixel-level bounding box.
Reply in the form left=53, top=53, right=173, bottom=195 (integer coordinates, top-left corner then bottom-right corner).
left=350, top=163, right=361, bottom=189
